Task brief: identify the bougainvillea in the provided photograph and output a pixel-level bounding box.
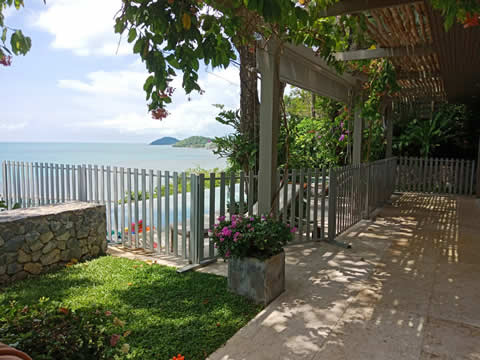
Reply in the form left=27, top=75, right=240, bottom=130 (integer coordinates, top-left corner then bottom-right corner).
left=210, top=214, right=292, bottom=260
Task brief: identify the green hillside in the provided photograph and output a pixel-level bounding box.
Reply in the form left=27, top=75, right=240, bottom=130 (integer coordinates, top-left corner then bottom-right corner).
left=173, top=136, right=212, bottom=148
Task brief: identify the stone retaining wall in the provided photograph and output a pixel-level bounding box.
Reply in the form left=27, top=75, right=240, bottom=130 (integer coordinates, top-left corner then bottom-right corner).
left=0, top=202, right=107, bottom=285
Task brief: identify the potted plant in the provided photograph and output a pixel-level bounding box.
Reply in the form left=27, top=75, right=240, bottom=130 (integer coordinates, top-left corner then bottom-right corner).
left=210, top=214, right=294, bottom=305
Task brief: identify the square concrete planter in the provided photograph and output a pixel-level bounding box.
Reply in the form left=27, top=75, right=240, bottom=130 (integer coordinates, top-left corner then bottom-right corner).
left=228, top=251, right=285, bottom=305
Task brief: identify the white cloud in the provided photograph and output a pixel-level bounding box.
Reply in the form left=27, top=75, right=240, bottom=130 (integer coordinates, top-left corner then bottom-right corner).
left=0, top=119, right=27, bottom=131
left=59, top=69, right=146, bottom=97
left=58, top=63, right=240, bottom=139
left=33, top=0, right=129, bottom=56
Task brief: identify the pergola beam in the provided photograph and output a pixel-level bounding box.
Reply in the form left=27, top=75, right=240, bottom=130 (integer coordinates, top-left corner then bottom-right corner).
left=318, top=0, right=423, bottom=17
left=397, top=71, right=441, bottom=80
left=334, top=45, right=434, bottom=61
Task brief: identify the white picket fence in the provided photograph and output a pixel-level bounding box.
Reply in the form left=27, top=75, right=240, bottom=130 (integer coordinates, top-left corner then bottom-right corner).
left=396, top=157, right=476, bottom=195
left=328, top=158, right=397, bottom=238
left=1, top=160, right=334, bottom=265
left=6, top=157, right=455, bottom=265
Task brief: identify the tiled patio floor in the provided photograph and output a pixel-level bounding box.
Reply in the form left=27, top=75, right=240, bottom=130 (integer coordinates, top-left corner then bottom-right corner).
left=207, top=194, right=480, bottom=360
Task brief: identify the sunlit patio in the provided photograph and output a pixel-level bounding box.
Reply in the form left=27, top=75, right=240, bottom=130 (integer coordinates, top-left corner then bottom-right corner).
left=207, top=193, right=480, bottom=360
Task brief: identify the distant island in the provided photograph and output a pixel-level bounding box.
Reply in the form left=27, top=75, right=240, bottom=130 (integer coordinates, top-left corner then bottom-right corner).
left=172, top=136, right=213, bottom=148
left=150, top=137, right=179, bottom=145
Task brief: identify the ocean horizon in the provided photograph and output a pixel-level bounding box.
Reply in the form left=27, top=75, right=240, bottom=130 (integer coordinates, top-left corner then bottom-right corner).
left=0, top=142, right=227, bottom=190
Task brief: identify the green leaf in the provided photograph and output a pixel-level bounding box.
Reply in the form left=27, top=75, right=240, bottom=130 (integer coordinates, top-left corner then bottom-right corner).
left=133, top=37, right=144, bottom=54
left=247, top=0, right=258, bottom=11
left=114, top=18, right=126, bottom=34
left=1, top=28, right=7, bottom=44
left=127, top=28, right=137, bottom=43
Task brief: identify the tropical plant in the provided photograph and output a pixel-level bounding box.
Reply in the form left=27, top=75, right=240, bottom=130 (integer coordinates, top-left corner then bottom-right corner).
left=212, top=105, right=258, bottom=173
left=210, top=214, right=293, bottom=260
left=394, top=103, right=467, bottom=157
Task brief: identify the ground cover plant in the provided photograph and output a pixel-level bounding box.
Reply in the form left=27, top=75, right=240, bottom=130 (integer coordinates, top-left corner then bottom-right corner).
left=0, top=256, right=262, bottom=360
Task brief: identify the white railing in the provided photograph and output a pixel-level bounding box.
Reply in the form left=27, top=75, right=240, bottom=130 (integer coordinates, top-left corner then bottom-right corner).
left=396, top=157, right=476, bottom=195
left=1, top=161, right=333, bottom=264
left=5, top=157, right=439, bottom=264
left=328, top=158, right=397, bottom=239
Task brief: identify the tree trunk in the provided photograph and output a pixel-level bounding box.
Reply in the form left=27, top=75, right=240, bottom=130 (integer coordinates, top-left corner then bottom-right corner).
left=238, top=44, right=260, bottom=150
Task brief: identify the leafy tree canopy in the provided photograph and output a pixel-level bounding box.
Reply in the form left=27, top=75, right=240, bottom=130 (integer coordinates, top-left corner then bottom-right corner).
left=113, top=0, right=479, bottom=117
left=0, top=0, right=40, bottom=65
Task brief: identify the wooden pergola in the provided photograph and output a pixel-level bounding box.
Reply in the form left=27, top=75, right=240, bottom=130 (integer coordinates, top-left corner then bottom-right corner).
left=256, top=0, right=480, bottom=214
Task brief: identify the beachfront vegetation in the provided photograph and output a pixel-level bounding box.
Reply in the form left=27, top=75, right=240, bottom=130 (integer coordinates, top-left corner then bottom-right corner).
left=173, top=136, right=213, bottom=148
left=0, top=256, right=262, bottom=360
left=214, top=89, right=353, bottom=171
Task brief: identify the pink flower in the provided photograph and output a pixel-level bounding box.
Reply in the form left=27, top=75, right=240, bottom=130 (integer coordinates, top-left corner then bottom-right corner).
left=233, top=232, right=241, bottom=242
left=261, top=215, right=266, bottom=221
left=339, top=134, right=345, bottom=142
left=105, top=311, right=112, bottom=316
left=221, top=227, right=232, bottom=237
left=290, top=227, right=298, bottom=233
left=225, top=250, right=231, bottom=258
left=249, top=217, right=254, bottom=221
left=340, top=121, right=344, bottom=128
left=220, top=237, right=224, bottom=242
left=218, top=216, right=226, bottom=222
left=246, top=223, right=251, bottom=228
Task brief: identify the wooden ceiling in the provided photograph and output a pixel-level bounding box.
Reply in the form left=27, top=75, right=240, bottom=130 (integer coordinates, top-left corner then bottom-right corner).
left=327, top=0, right=480, bottom=103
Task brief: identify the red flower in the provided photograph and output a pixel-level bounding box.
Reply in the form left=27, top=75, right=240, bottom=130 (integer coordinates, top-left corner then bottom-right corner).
left=59, top=307, right=69, bottom=315
left=464, top=13, right=479, bottom=28
left=110, top=334, right=121, bottom=347
left=0, top=55, right=12, bottom=67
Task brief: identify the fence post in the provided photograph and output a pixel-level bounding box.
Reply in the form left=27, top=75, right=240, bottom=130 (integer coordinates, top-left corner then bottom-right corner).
left=364, top=164, right=371, bottom=219
left=197, top=174, right=205, bottom=262
left=189, top=174, right=200, bottom=265
left=327, top=168, right=337, bottom=242
left=1, top=161, right=8, bottom=209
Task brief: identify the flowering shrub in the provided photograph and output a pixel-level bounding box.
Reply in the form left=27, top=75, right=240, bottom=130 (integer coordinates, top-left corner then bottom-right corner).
left=0, top=298, right=129, bottom=359
left=210, top=215, right=293, bottom=260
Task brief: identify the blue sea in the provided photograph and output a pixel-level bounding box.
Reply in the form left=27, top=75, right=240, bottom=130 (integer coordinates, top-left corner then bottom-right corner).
left=0, top=142, right=227, bottom=189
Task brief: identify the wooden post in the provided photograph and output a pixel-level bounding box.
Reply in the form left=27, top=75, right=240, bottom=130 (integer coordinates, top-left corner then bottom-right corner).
left=476, top=137, right=480, bottom=197
left=257, top=39, right=281, bottom=215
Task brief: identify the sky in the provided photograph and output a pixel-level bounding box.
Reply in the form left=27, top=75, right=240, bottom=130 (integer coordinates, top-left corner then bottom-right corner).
left=0, top=0, right=241, bottom=143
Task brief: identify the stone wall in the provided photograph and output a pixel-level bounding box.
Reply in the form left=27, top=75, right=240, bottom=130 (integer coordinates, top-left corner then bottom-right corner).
left=0, top=202, right=107, bottom=285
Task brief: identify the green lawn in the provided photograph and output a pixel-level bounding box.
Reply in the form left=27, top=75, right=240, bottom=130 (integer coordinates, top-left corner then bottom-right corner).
left=0, top=256, right=262, bottom=360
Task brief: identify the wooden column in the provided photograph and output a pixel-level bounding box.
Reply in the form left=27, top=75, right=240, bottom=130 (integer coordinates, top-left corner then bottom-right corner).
left=353, top=103, right=363, bottom=165
left=257, top=40, right=281, bottom=214
left=386, top=103, right=394, bottom=158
